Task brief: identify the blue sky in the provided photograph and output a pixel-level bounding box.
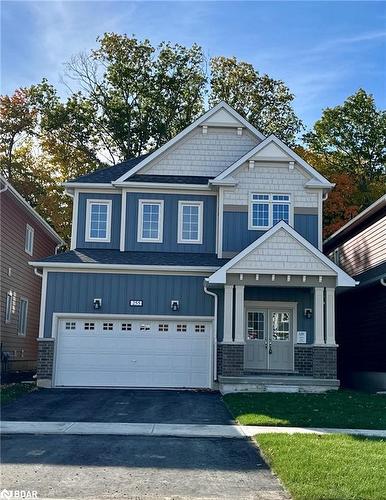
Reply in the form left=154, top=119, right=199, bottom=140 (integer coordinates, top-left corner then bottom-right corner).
left=2, top=1, right=385, bottom=129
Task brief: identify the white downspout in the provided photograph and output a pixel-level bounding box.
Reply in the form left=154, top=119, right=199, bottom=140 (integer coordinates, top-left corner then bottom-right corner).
left=34, top=268, right=43, bottom=278
left=380, top=278, right=386, bottom=287
left=204, top=282, right=218, bottom=382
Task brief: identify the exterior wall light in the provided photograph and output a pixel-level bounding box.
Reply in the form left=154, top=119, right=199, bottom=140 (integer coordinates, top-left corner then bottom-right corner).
left=171, top=300, right=179, bottom=312
left=93, top=298, right=102, bottom=310
left=304, top=308, right=312, bottom=319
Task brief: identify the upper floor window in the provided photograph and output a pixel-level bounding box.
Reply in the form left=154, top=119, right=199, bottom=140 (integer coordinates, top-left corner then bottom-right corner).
left=137, top=200, right=164, bottom=243
left=5, top=291, right=13, bottom=323
left=18, top=297, right=28, bottom=336
left=249, top=193, right=291, bottom=230
left=25, top=224, right=34, bottom=255
left=178, top=201, right=203, bottom=244
left=85, top=200, right=112, bottom=242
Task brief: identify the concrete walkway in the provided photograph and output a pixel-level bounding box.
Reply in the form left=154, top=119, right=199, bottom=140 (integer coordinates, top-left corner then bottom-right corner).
left=1, top=421, right=385, bottom=438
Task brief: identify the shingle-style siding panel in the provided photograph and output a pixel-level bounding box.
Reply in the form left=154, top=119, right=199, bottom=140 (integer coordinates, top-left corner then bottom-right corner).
left=142, top=127, right=259, bottom=177
left=76, top=192, right=121, bottom=249
left=0, top=190, right=59, bottom=371
left=335, top=215, right=386, bottom=276
left=125, top=192, right=217, bottom=253
left=223, top=163, right=318, bottom=208
left=244, top=286, right=315, bottom=343
left=231, top=228, right=332, bottom=273
left=223, top=212, right=318, bottom=252
left=43, top=272, right=213, bottom=337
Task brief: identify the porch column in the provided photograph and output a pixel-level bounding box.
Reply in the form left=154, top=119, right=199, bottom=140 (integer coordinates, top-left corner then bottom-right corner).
left=314, top=287, right=325, bottom=345
left=223, top=285, right=234, bottom=343
left=234, top=285, right=245, bottom=344
left=325, top=288, right=336, bottom=345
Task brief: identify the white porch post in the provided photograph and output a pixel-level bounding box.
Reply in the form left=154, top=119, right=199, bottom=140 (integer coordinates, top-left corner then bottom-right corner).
left=314, top=287, right=325, bottom=345
left=234, top=285, right=245, bottom=344
left=325, top=288, right=336, bottom=345
left=223, top=285, right=234, bottom=343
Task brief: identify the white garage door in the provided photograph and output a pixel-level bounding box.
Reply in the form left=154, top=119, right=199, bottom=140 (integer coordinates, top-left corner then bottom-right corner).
left=54, top=317, right=212, bottom=388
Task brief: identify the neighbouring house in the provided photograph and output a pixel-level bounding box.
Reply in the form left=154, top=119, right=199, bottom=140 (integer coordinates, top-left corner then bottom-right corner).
left=324, top=195, right=386, bottom=392
left=0, top=175, right=64, bottom=381
left=30, top=102, right=356, bottom=393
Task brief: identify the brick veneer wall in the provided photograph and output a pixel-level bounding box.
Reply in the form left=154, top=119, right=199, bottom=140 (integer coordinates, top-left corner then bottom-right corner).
left=37, top=340, right=54, bottom=380
left=218, top=344, right=337, bottom=379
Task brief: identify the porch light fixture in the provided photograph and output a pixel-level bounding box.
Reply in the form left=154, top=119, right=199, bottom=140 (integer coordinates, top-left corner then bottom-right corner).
left=304, top=308, right=312, bottom=319
left=171, top=300, right=180, bottom=312
left=93, top=298, right=102, bottom=310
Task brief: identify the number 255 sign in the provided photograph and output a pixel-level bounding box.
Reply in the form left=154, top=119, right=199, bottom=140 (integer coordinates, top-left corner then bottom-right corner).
left=129, top=300, right=143, bottom=307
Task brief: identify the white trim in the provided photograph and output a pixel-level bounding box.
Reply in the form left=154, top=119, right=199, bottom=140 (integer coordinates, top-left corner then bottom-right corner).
left=70, top=190, right=79, bottom=250
left=177, top=201, right=203, bottom=244
left=314, top=287, right=324, bottom=345
left=217, top=187, right=224, bottom=257
left=234, top=285, right=245, bottom=343
left=113, top=102, right=265, bottom=184
left=24, top=224, right=34, bottom=256
left=248, top=192, right=292, bottom=231
left=214, top=135, right=333, bottom=187
left=123, top=182, right=213, bottom=191
left=137, top=199, right=164, bottom=243
left=17, top=297, right=28, bottom=336
left=0, top=174, right=64, bottom=244
left=207, top=221, right=357, bottom=287
left=120, top=190, right=127, bottom=251
left=85, top=199, right=112, bottom=243
left=63, top=182, right=114, bottom=189
left=317, top=189, right=323, bottom=250
left=38, top=269, right=48, bottom=339
left=223, top=285, right=234, bottom=343
left=325, top=287, right=336, bottom=345
left=5, top=290, right=12, bottom=323
left=29, top=262, right=219, bottom=273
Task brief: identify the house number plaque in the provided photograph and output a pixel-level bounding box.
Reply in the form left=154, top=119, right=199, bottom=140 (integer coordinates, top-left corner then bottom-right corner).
left=129, top=300, right=143, bottom=307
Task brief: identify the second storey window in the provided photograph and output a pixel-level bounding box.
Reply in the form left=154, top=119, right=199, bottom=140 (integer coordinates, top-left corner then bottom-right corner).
left=249, top=193, right=291, bottom=230
left=178, top=201, right=203, bottom=244
left=138, top=200, right=164, bottom=243
left=25, top=224, right=34, bottom=255
left=85, top=200, right=112, bottom=242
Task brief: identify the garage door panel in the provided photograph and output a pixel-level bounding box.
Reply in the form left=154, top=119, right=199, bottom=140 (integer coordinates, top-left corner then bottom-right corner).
left=55, top=318, right=212, bottom=388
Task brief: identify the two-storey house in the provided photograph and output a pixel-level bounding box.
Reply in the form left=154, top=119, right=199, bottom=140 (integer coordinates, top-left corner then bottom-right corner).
left=30, top=102, right=356, bottom=392
left=1, top=175, right=64, bottom=380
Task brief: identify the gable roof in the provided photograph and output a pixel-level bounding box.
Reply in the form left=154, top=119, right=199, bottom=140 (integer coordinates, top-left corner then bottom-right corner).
left=212, top=135, right=334, bottom=188
left=0, top=174, right=64, bottom=244
left=207, top=221, right=356, bottom=287
left=66, top=153, right=151, bottom=185
left=113, top=102, right=266, bottom=184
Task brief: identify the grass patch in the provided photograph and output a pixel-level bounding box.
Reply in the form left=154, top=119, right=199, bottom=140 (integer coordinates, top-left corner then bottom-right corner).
left=1, top=382, right=36, bottom=405
left=224, top=390, right=386, bottom=429
left=256, top=434, right=386, bottom=500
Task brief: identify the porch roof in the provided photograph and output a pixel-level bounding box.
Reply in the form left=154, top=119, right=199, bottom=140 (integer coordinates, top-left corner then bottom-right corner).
left=208, top=221, right=357, bottom=287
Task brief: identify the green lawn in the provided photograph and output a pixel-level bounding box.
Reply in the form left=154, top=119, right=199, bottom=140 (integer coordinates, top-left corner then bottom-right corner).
left=256, top=434, right=386, bottom=500
left=1, top=382, right=36, bottom=405
left=224, top=390, right=386, bottom=429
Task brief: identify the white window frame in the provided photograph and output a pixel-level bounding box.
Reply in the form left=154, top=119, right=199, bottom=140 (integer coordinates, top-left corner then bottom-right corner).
left=25, top=224, right=34, bottom=255
left=177, top=201, right=203, bottom=244
left=248, top=193, right=292, bottom=230
left=85, top=199, right=112, bottom=243
left=5, top=291, right=12, bottom=323
left=18, top=297, right=28, bottom=336
left=137, top=199, right=164, bottom=243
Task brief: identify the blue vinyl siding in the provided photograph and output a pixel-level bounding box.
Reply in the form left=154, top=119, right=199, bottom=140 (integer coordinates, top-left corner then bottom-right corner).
left=125, top=193, right=216, bottom=253
left=223, top=212, right=318, bottom=252
left=77, top=193, right=121, bottom=249
left=43, top=272, right=213, bottom=337
left=244, top=287, right=314, bottom=344
left=294, top=214, right=318, bottom=247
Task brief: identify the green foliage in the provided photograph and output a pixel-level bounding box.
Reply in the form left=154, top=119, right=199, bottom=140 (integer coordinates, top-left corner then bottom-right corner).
left=1, top=383, right=36, bottom=405
left=209, top=56, right=303, bottom=144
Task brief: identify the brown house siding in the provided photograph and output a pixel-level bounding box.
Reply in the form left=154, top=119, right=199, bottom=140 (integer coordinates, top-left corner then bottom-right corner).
left=1, top=189, right=60, bottom=372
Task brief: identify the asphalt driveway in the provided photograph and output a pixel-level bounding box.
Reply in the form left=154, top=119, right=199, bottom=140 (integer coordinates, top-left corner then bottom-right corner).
left=2, top=388, right=234, bottom=424
left=1, top=434, right=288, bottom=499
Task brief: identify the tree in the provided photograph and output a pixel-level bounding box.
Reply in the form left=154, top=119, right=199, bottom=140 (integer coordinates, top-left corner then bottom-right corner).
left=209, top=56, right=303, bottom=144
left=303, top=89, right=386, bottom=207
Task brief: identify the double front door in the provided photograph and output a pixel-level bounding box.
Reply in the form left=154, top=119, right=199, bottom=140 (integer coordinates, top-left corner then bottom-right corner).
left=244, top=307, right=294, bottom=371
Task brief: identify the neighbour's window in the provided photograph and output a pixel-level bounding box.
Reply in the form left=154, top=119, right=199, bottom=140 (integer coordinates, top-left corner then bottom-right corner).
left=250, top=193, right=291, bottom=230
left=25, top=224, right=34, bottom=255
left=85, top=200, right=112, bottom=242
left=178, top=201, right=203, bottom=244
left=18, top=298, right=28, bottom=336
left=5, top=291, right=12, bottom=323
left=138, top=200, right=164, bottom=242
